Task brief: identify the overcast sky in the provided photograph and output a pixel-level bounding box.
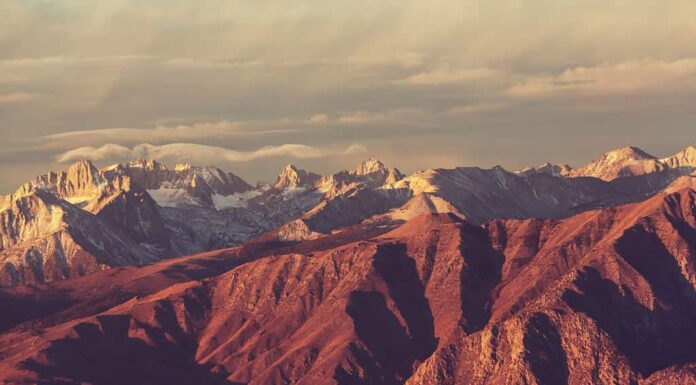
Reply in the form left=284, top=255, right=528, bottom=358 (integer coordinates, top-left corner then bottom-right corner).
left=1, top=0, right=696, bottom=192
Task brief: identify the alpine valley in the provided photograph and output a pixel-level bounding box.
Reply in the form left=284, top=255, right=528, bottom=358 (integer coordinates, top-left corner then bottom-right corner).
left=1, top=145, right=696, bottom=384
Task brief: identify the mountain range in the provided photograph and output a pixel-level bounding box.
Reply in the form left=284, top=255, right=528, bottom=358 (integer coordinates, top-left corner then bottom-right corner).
left=1, top=144, right=696, bottom=384
left=0, top=172, right=695, bottom=383
left=1, top=146, right=695, bottom=287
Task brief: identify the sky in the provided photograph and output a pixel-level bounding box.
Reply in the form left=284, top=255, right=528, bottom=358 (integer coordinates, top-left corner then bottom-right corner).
left=1, top=0, right=696, bottom=192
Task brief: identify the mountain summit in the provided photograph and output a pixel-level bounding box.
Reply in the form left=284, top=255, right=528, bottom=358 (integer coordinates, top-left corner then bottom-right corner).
left=566, top=146, right=656, bottom=180
left=273, top=164, right=321, bottom=189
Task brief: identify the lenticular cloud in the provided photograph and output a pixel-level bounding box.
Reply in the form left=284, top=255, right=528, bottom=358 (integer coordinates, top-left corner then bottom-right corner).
left=56, top=142, right=367, bottom=164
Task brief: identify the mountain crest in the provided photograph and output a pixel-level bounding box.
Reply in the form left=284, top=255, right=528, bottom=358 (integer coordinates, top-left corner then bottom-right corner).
left=566, top=146, right=659, bottom=180
left=350, top=156, right=404, bottom=184
left=66, top=160, right=104, bottom=187
left=274, top=164, right=321, bottom=189
left=602, top=146, right=656, bottom=162
left=662, top=145, right=696, bottom=168
left=351, top=156, right=386, bottom=175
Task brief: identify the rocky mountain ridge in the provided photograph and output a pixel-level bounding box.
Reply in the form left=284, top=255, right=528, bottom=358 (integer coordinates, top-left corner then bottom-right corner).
left=1, top=145, right=694, bottom=286
left=521, top=145, right=696, bottom=181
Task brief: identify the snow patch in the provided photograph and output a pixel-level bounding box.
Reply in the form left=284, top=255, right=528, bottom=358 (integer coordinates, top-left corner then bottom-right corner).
left=147, top=188, right=198, bottom=208
left=212, top=190, right=262, bottom=210
left=198, top=166, right=226, bottom=183
left=281, top=187, right=309, bottom=200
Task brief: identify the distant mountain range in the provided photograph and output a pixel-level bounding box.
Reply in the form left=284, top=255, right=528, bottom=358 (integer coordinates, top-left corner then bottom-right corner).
left=1, top=145, right=695, bottom=286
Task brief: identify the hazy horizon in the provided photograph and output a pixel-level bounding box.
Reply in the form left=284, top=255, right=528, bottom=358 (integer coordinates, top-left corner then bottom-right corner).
left=2, top=1, right=696, bottom=192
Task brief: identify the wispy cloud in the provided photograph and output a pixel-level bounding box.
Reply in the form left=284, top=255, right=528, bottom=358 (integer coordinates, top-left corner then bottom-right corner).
left=399, top=66, right=503, bottom=85
left=45, top=120, right=299, bottom=145
left=0, top=92, right=35, bottom=104
left=506, top=58, right=696, bottom=98
left=336, top=108, right=424, bottom=125
left=446, top=102, right=506, bottom=115
left=56, top=142, right=367, bottom=164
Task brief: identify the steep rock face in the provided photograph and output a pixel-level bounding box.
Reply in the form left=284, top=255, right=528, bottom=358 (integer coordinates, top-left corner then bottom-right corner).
left=92, top=188, right=171, bottom=249
left=0, top=191, right=163, bottom=286
left=2, top=189, right=696, bottom=384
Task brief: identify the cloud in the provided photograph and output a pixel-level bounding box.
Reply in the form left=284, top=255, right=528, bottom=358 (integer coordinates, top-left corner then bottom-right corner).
left=446, top=102, right=506, bottom=115
left=506, top=58, right=696, bottom=98
left=399, top=66, right=503, bottom=85
left=0, top=92, right=35, bottom=103
left=43, top=120, right=305, bottom=148
left=308, top=114, right=329, bottom=124
left=56, top=142, right=367, bottom=164
left=336, top=108, right=423, bottom=124
left=3, top=1, right=696, bottom=192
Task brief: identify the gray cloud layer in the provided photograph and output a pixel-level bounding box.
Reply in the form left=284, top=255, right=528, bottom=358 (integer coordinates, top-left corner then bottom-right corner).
left=1, top=1, right=696, bottom=192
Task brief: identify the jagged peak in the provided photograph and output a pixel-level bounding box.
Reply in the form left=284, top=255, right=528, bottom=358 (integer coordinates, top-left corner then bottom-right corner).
left=67, top=159, right=98, bottom=173
left=351, top=156, right=387, bottom=175
left=66, top=160, right=103, bottom=184
left=348, top=156, right=404, bottom=184
left=274, top=164, right=319, bottom=189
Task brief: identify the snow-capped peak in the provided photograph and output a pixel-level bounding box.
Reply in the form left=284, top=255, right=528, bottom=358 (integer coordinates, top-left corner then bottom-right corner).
left=351, top=156, right=387, bottom=175
left=601, top=146, right=656, bottom=163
